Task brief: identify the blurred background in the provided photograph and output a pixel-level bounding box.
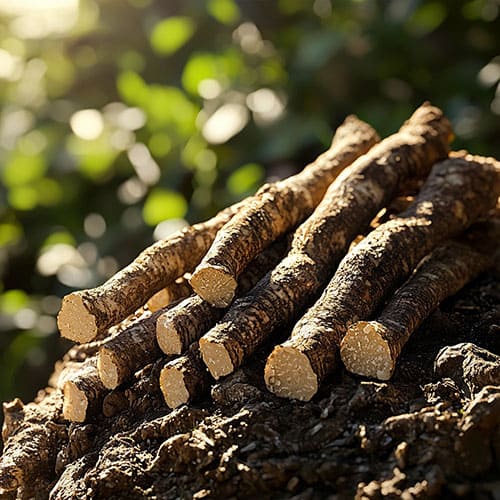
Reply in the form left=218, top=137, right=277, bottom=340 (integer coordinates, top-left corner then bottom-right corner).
left=0, top=0, right=498, bottom=404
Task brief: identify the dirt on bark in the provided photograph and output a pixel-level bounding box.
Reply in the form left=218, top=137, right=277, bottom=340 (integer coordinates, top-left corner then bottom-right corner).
left=1, top=272, right=499, bottom=500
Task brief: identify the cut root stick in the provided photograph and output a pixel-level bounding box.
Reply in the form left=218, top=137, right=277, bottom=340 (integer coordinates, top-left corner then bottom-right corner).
left=146, top=277, right=192, bottom=312
left=159, top=344, right=211, bottom=409
left=62, top=357, right=106, bottom=422
left=156, top=238, right=287, bottom=355
left=97, top=309, right=167, bottom=390
left=341, top=241, right=492, bottom=380
left=57, top=201, right=244, bottom=343
left=265, top=153, right=500, bottom=401
left=199, top=102, right=452, bottom=380
left=190, top=116, right=380, bottom=307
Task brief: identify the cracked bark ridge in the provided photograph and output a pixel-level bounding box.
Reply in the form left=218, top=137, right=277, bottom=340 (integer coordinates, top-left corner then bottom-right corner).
left=190, top=115, right=380, bottom=307
left=146, top=277, right=192, bottom=312
left=266, top=153, right=500, bottom=401
left=57, top=200, right=244, bottom=343
left=156, top=238, right=287, bottom=355
left=434, top=343, right=500, bottom=398
left=97, top=308, right=168, bottom=390
left=200, top=102, right=452, bottom=380
left=159, top=343, right=211, bottom=409
left=62, top=357, right=106, bottom=423
left=341, top=241, right=492, bottom=381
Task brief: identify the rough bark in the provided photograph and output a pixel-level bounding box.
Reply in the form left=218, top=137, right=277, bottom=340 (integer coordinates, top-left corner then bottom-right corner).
left=156, top=238, right=287, bottom=355
left=0, top=391, right=66, bottom=498
left=190, top=116, right=380, bottom=307
left=199, top=103, right=452, bottom=380
left=97, top=309, right=168, bottom=390
left=57, top=201, right=244, bottom=343
left=340, top=242, right=492, bottom=381
left=146, top=277, right=192, bottom=312
left=266, top=154, right=500, bottom=401
left=159, top=344, right=211, bottom=409
left=62, top=358, right=106, bottom=423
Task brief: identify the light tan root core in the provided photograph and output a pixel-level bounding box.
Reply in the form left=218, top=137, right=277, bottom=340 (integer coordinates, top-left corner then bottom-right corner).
left=156, top=316, right=183, bottom=355
left=264, top=346, right=318, bottom=402
left=97, top=348, right=120, bottom=390
left=341, top=321, right=393, bottom=380
left=57, top=294, right=97, bottom=343
left=159, top=366, right=190, bottom=409
left=199, top=339, right=234, bottom=379
left=62, top=382, right=88, bottom=423
left=190, top=266, right=237, bottom=308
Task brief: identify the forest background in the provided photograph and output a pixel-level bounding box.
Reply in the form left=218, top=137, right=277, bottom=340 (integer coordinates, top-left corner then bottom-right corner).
left=0, top=0, right=498, bottom=403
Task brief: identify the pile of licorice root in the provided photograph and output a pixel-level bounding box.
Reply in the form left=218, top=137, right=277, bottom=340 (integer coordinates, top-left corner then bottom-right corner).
left=55, top=102, right=500, bottom=422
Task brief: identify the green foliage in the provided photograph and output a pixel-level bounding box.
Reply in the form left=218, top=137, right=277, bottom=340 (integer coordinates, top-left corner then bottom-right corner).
left=0, top=290, right=29, bottom=314
left=117, top=71, right=149, bottom=105
left=142, top=188, right=188, bottom=225
left=227, top=163, right=264, bottom=197
left=207, top=0, right=241, bottom=25
left=407, top=2, right=448, bottom=35
left=150, top=17, right=196, bottom=55
left=0, top=0, right=498, bottom=404
left=2, top=152, right=46, bottom=187
left=0, top=223, right=22, bottom=247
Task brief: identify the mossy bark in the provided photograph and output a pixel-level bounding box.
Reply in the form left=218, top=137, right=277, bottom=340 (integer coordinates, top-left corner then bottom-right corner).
left=156, top=238, right=287, bottom=355
left=266, top=154, right=500, bottom=400
left=190, top=116, right=380, bottom=307
left=57, top=201, right=244, bottom=343
left=199, top=103, right=452, bottom=380
left=340, top=241, right=492, bottom=381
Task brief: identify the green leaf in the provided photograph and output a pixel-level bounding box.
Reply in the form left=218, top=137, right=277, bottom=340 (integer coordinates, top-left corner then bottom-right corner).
left=0, top=289, right=29, bottom=314
left=278, top=0, right=307, bottom=14
left=117, top=71, right=149, bottom=107
left=67, top=135, right=117, bottom=181
left=0, top=223, right=22, bottom=247
left=142, top=188, right=188, bottom=225
left=35, top=178, right=63, bottom=206
left=8, top=185, right=38, bottom=211
left=150, top=17, right=195, bottom=56
left=42, top=231, right=76, bottom=249
left=182, top=53, right=219, bottom=95
left=407, top=3, right=447, bottom=36
left=182, top=50, right=243, bottom=95
left=118, top=51, right=146, bottom=72
left=145, top=85, right=198, bottom=136
left=148, top=133, right=172, bottom=157
left=207, top=0, right=241, bottom=25
left=227, top=163, right=264, bottom=196
left=2, top=152, right=47, bottom=187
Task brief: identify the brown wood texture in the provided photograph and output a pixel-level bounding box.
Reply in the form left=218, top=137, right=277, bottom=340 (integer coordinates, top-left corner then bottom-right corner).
left=266, top=154, right=500, bottom=400
left=341, top=241, right=492, bottom=380
left=199, top=103, right=452, bottom=380
left=57, top=200, right=244, bottom=343
left=190, top=116, right=380, bottom=307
